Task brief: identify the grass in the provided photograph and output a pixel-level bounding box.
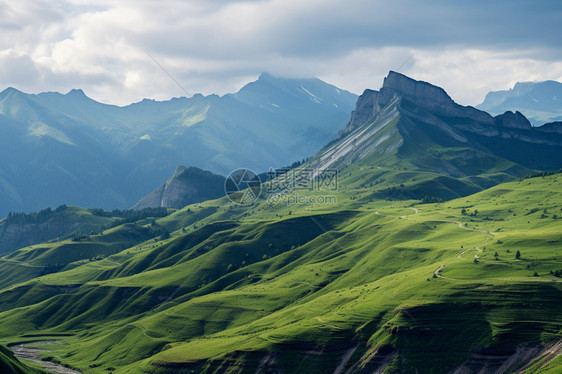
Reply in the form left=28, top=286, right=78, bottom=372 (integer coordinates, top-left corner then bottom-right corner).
left=0, top=173, right=559, bottom=373
left=0, top=344, right=41, bottom=373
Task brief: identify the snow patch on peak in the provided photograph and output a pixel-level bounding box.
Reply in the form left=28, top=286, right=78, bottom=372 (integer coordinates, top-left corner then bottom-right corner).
left=300, top=84, right=322, bottom=104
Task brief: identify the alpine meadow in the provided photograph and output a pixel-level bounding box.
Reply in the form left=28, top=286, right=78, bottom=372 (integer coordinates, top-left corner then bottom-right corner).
left=0, top=1, right=561, bottom=373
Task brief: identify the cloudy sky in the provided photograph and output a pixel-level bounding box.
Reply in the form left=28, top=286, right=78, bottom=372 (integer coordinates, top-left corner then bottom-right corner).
left=1, top=0, right=561, bottom=106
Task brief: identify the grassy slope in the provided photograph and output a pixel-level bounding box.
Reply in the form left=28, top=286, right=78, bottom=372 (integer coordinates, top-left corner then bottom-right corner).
left=0, top=174, right=559, bottom=373
left=0, top=344, right=40, bottom=373
left=0, top=206, right=120, bottom=255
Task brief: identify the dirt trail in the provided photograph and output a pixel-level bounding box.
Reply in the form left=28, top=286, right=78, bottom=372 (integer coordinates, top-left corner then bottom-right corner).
left=433, top=265, right=455, bottom=281
left=11, top=341, right=81, bottom=374
left=454, top=221, right=494, bottom=235
left=457, top=246, right=482, bottom=259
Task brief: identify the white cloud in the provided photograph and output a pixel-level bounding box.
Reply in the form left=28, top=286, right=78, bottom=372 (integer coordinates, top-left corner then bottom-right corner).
left=0, top=0, right=560, bottom=105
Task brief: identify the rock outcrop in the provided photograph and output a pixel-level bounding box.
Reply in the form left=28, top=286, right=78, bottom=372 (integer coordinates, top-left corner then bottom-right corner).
left=132, top=166, right=225, bottom=210
left=340, top=71, right=494, bottom=138
left=494, top=111, right=532, bottom=130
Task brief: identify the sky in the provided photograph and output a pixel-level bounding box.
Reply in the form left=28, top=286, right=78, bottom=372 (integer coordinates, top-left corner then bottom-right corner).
left=1, top=0, right=561, bottom=106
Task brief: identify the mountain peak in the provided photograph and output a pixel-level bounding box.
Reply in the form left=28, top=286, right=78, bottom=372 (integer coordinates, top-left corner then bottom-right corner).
left=341, top=71, right=493, bottom=138
left=477, top=79, right=562, bottom=125
left=0, top=87, right=23, bottom=98
left=174, top=165, right=189, bottom=176
left=133, top=166, right=225, bottom=210
left=495, top=110, right=532, bottom=130
left=258, top=72, right=275, bottom=80
left=66, top=88, right=87, bottom=97
left=382, top=71, right=453, bottom=108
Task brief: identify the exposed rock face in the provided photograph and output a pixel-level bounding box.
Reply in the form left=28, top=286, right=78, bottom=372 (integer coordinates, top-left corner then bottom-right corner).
left=340, top=71, right=494, bottom=138
left=382, top=71, right=453, bottom=112
left=328, top=71, right=562, bottom=174
left=342, top=89, right=381, bottom=137
left=340, top=71, right=562, bottom=147
left=494, top=111, right=532, bottom=130
left=132, top=166, right=225, bottom=210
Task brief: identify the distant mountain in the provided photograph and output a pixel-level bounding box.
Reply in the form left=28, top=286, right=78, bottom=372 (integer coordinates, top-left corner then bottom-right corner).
left=308, top=71, right=562, bottom=200
left=0, top=74, right=357, bottom=217
left=0, top=205, right=169, bottom=255
left=0, top=73, right=561, bottom=373
left=477, top=80, right=562, bottom=125
left=132, top=166, right=225, bottom=210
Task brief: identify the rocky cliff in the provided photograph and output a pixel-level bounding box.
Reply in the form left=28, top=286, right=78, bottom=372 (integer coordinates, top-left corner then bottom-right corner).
left=132, top=166, right=225, bottom=210
left=340, top=71, right=562, bottom=148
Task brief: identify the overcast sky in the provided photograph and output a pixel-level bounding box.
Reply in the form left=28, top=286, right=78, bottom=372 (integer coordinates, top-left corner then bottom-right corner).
left=1, top=0, right=561, bottom=106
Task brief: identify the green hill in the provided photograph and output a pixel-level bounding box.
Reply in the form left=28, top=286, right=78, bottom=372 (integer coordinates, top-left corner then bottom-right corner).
left=0, top=172, right=559, bottom=373
left=0, top=205, right=170, bottom=255
left=0, top=344, right=39, bottom=373
left=0, top=72, right=561, bottom=373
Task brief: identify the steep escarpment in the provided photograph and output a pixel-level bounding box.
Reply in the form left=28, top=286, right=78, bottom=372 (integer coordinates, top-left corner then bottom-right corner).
left=132, top=166, right=225, bottom=210
left=334, top=71, right=562, bottom=173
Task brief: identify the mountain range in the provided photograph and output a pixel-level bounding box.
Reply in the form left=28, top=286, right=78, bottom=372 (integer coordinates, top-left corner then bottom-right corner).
left=477, top=79, right=562, bottom=126
left=0, top=72, right=560, bottom=373
left=0, top=73, right=357, bottom=217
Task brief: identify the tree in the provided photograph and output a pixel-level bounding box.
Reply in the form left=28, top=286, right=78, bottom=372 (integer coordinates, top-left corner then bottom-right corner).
left=516, top=250, right=521, bottom=259
left=533, top=272, right=539, bottom=277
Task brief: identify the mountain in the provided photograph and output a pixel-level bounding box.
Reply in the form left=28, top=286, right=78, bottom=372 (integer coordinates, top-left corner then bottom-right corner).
left=0, top=74, right=357, bottom=217
left=305, top=71, right=562, bottom=201
left=132, top=166, right=225, bottom=210
left=477, top=80, right=562, bottom=125
left=0, top=72, right=560, bottom=373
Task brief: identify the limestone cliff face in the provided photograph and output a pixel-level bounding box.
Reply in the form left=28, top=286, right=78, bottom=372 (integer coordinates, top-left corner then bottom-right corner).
left=327, top=71, right=562, bottom=173
left=342, top=89, right=381, bottom=137
left=132, top=166, right=225, bottom=210
left=340, top=71, right=494, bottom=138
left=340, top=71, right=562, bottom=148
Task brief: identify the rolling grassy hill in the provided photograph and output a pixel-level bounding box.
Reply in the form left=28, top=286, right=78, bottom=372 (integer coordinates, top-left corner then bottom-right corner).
left=0, top=71, right=561, bottom=373
left=0, top=205, right=170, bottom=255
left=0, top=344, right=40, bottom=373
left=0, top=172, right=559, bottom=373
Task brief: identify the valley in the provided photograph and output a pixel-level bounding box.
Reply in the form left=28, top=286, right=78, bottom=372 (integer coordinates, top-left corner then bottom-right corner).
left=0, top=170, right=560, bottom=373
left=0, top=72, right=560, bottom=373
